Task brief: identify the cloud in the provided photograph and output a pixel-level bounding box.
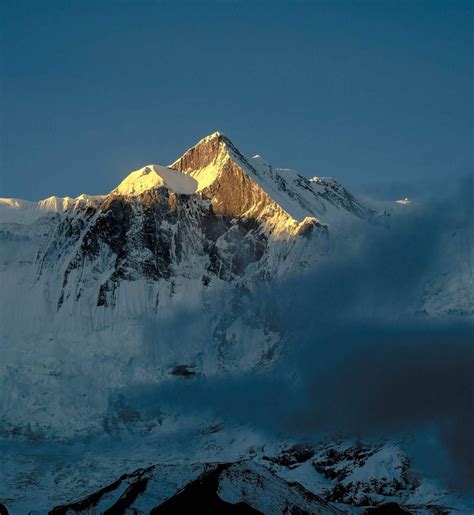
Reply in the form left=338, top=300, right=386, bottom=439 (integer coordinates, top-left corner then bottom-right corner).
left=129, top=182, right=474, bottom=489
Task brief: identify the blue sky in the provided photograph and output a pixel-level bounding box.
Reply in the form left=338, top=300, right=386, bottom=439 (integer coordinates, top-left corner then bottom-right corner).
left=1, top=0, right=472, bottom=200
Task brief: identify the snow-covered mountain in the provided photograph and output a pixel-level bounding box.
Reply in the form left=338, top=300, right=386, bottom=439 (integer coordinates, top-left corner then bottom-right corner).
left=0, top=133, right=374, bottom=432
left=1, top=131, right=472, bottom=427
left=0, top=133, right=382, bottom=407
left=0, top=132, right=472, bottom=514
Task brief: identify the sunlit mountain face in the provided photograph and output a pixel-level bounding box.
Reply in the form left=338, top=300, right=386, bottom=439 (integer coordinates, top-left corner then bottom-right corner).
left=0, top=133, right=473, bottom=514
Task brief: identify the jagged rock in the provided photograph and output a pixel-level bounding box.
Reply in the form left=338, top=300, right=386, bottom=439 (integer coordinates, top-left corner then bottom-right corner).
left=48, top=461, right=341, bottom=515
left=264, top=443, right=315, bottom=468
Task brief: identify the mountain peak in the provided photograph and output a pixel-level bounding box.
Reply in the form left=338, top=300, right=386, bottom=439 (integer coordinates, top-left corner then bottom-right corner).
left=170, top=132, right=247, bottom=192
left=170, top=131, right=237, bottom=175
left=202, top=130, right=223, bottom=140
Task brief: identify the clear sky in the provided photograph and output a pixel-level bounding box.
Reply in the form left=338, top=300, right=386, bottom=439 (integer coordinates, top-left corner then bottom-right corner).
left=1, top=0, right=472, bottom=201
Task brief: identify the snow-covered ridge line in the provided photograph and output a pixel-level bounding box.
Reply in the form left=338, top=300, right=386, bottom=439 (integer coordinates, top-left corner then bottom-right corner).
left=0, top=131, right=379, bottom=230
left=112, top=165, right=198, bottom=196
left=0, top=194, right=105, bottom=224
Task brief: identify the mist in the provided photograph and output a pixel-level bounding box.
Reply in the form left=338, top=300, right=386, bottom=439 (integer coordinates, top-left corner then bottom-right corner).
left=133, top=179, right=474, bottom=489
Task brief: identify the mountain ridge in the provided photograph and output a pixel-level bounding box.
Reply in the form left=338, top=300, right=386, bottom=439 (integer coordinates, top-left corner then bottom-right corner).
left=0, top=131, right=372, bottom=231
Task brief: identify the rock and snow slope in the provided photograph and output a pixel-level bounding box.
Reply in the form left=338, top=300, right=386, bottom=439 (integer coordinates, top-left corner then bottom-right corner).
left=47, top=460, right=340, bottom=515
left=3, top=435, right=470, bottom=514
